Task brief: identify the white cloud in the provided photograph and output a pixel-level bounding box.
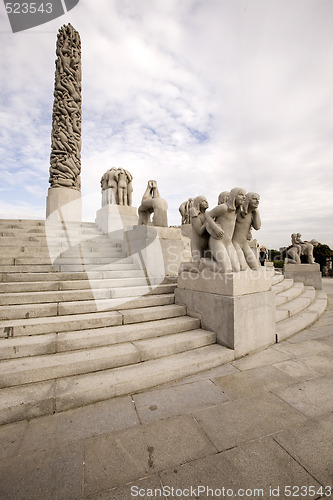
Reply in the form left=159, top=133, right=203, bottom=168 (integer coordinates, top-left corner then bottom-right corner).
left=0, top=0, right=332, bottom=248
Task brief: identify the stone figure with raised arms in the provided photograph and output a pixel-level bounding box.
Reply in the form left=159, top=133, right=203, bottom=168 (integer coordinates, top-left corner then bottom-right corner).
left=138, top=180, right=168, bottom=227
left=232, top=192, right=261, bottom=270
left=204, top=187, right=247, bottom=273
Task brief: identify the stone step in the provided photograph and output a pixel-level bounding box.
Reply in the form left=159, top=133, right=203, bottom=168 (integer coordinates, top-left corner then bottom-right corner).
left=276, top=290, right=328, bottom=342
left=274, top=282, right=304, bottom=306
left=0, top=316, right=201, bottom=359
left=0, top=293, right=175, bottom=320
left=0, top=304, right=186, bottom=337
left=0, top=235, right=119, bottom=247
left=0, top=344, right=234, bottom=424
left=0, top=262, right=140, bottom=273
left=0, top=276, right=162, bottom=293
left=0, top=227, right=101, bottom=237
left=276, top=286, right=316, bottom=320
left=0, top=284, right=176, bottom=306
left=0, top=269, right=146, bottom=282
left=271, top=274, right=285, bottom=285
left=0, top=246, right=122, bottom=257
left=0, top=329, right=216, bottom=388
left=0, top=219, right=95, bottom=228
left=271, top=278, right=294, bottom=295
left=1, top=255, right=130, bottom=266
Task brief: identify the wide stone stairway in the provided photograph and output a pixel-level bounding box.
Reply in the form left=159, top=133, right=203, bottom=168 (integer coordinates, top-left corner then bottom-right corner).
left=0, top=220, right=327, bottom=425
left=0, top=219, right=233, bottom=425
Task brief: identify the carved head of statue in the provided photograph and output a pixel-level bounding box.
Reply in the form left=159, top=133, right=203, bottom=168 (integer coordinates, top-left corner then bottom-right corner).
left=227, top=187, right=246, bottom=211
left=218, top=191, right=229, bottom=205
left=193, top=196, right=208, bottom=213
left=242, top=192, right=260, bottom=214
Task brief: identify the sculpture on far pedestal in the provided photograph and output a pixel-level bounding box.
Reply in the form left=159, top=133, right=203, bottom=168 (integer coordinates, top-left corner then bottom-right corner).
left=100, top=168, right=133, bottom=207
left=233, top=192, right=261, bottom=270
left=138, top=180, right=168, bottom=227
left=49, top=24, right=82, bottom=191
left=286, top=233, right=318, bottom=264
left=179, top=198, right=194, bottom=225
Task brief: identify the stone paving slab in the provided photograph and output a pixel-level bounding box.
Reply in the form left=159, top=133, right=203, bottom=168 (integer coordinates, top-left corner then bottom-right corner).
left=273, top=413, right=333, bottom=487
left=133, top=379, right=230, bottom=424
left=0, top=396, right=138, bottom=461
left=273, top=339, right=332, bottom=357
left=193, top=392, right=308, bottom=452
left=273, top=358, right=322, bottom=380
left=272, top=376, right=333, bottom=418
left=160, top=437, right=321, bottom=500
left=83, top=414, right=216, bottom=497
left=0, top=440, right=84, bottom=500
left=213, top=364, right=298, bottom=400
left=292, top=352, right=333, bottom=376
left=85, top=475, right=165, bottom=500
left=232, top=346, right=291, bottom=371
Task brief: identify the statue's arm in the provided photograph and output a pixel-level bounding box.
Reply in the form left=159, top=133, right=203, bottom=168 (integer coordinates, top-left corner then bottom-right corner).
left=252, top=209, right=261, bottom=230
left=205, top=207, right=224, bottom=238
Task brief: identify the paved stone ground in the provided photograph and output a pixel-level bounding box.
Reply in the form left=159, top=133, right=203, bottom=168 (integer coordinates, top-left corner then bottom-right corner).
left=0, top=279, right=332, bottom=500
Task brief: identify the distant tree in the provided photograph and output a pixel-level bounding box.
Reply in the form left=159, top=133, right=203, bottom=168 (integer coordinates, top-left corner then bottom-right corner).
left=268, top=249, right=284, bottom=268
left=313, top=243, right=333, bottom=271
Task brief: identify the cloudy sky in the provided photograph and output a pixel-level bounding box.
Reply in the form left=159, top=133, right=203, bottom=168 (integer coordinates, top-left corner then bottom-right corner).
left=0, top=0, right=332, bottom=249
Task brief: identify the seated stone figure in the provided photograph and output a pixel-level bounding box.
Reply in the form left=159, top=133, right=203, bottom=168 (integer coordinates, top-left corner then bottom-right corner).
left=179, top=198, right=194, bottom=225
left=233, top=192, right=261, bottom=270
left=286, top=233, right=318, bottom=264
left=204, top=187, right=247, bottom=273
left=189, top=196, right=209, bottom=263
left=138, top=180, right=168, bottom=227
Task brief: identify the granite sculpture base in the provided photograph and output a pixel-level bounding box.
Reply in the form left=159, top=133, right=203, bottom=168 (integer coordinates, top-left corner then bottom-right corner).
left=95, top=204, right=138, bottom=239
left=284, top=263, right=322, bottom=290
left=46, top=187, right=82, bottom=222
left=124, top=225, right=184, bottom=277
left=175, top=267, right=276, bottom=358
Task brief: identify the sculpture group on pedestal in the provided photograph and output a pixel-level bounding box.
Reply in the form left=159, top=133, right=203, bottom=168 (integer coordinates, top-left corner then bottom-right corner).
left=184, top=188, right=261, bottom=274
left=100, top=168, right=133, bottom=207
left=286, top=233, right=318, bottom=264
left=138, top=180, right=168, bottom=227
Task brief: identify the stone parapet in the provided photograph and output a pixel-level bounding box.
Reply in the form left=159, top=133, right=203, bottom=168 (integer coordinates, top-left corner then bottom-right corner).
left=284, top=263, right=322, bottom=290
left=175, top=268, right=276, bottom=358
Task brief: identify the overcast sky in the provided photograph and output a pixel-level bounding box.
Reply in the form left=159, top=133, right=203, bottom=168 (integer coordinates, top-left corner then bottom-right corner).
left=0, top=0, right=332, bottom=249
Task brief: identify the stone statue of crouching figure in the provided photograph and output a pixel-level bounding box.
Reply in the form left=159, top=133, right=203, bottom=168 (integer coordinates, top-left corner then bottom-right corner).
left=232, top=192, right=261, bottom=270
left=286, top=233, right=318, bottom=264
left=138, top=180, right=168, bottom=227
left=203, top=187, right=247, bottom=273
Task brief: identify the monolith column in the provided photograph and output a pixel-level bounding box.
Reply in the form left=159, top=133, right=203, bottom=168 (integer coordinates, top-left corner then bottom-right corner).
left=46, top=23, right=82, bottom=221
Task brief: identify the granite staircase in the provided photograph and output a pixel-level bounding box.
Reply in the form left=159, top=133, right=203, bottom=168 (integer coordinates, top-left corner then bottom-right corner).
left=0, top=219, right=233, bottom=425
left=272, top=272, right=327, bottom=342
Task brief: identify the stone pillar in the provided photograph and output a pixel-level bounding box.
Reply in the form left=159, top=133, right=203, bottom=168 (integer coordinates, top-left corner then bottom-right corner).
left=95, top=204, right=138, bottom=239
left=124, top=226, right=184, bottom=277
left=46, top=24, right=82, bottom=222
left=284, top=263, right=322, bottom=290
left=175, top=268, right=276, bottom=358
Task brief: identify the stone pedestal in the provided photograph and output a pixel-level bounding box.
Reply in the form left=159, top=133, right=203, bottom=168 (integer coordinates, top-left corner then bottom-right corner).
left=124, top=225, right=184, bottom=277
left=284, top=263, right=322, bottom=290
left=180, top=224, right=192, bottom=239
left=175, top=268, right=276, bottom=358
left=95, top=204, right=138, bottom=239
left=46, top=187, right=82, bottom=222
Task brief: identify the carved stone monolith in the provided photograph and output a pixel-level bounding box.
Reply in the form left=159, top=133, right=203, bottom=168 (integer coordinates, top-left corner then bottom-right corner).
left=46, top=24, right=82, bottom=220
